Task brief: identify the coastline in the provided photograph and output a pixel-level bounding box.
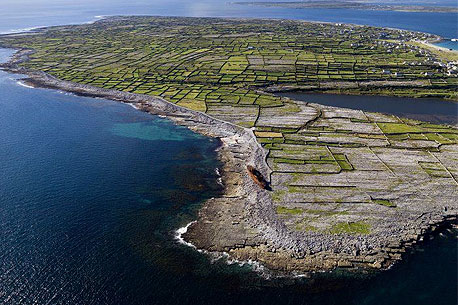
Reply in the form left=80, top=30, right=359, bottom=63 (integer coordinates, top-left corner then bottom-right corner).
left=0, top=15, right=105, bottom=36
left=2, top=45, right=457, bottom=276
left=0, top=46, right=287, bottom=267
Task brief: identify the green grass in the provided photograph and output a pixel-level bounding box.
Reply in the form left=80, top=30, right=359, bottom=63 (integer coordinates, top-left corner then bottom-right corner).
left=272, top=190, right=286, bottom=202
left=377, top=123, right=424, bottom=134
left=273, top=158, right=304, bottom=164
left=330, top=221, right=371, bottom=235
left=419, top=161, right=450, bottom=177
left=306, top=209, right=349, bottom=216
left=276, top=206, right=304, bottom=215
left=372, top=199, right=396, bottom=208
left=295, top=222, right=318, bottom=232
left=333, top=153, right=353, bottom=171
left=176, top=99, right=206, bottom=112
left=425, top=133, right=453, bottom=144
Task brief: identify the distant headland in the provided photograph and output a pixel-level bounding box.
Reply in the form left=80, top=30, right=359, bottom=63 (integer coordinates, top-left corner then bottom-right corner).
left=235, top=1, right=458, bottom=13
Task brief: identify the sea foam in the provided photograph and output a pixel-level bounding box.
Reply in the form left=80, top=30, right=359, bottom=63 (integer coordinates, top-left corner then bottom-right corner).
left=16, top=81, right=34, bottom=89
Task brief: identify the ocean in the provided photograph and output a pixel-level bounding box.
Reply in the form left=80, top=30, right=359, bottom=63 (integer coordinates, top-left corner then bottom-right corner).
left=0, top=1, right=457, bottom=304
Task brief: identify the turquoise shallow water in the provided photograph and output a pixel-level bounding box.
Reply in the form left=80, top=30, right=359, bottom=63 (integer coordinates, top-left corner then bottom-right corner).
left=110, top=121, right=200, bottom=141
left=435, top=39, right=458, bottom=51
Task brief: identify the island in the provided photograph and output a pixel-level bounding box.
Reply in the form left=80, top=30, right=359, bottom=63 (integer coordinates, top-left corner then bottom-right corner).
left=235, top=1, right=458, bottom=13
left=1, top=16, right=457, bottom=275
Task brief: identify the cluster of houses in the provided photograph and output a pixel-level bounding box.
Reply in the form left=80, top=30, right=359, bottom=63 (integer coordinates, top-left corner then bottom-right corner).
left=446, top=62, right=458, bottom=76
left=376, top=38, right=458, bottom=78
left=327, top=23, right=458, bottom=78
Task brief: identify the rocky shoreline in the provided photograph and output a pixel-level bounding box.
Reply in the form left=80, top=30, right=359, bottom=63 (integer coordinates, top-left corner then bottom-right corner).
left=1, top=48, right=457, bottom=276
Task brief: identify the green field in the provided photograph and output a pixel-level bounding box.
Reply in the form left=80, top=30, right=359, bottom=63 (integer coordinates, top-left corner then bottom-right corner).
left=1, top=16, right=457, bottom=236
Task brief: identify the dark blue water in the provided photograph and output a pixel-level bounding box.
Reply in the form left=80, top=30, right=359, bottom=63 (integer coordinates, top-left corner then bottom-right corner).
left=1, top=0, right=457, bottom=39
left=278, top=92, right=458, bottom=125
